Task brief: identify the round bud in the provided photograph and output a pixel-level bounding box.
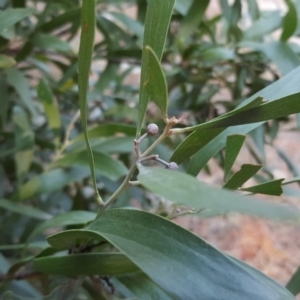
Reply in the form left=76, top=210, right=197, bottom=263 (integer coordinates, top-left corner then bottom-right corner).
left=146, top=123, right=159, bottom=136
left=166, top=162, right=179, bottom=170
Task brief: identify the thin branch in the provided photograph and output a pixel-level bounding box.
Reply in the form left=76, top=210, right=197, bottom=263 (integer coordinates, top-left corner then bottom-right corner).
left=102, top=117, right=183, bottom=211
left=168, top=208, right=205, bottom=220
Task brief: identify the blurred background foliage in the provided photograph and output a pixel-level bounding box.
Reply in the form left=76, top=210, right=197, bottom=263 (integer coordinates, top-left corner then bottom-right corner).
left=0, top=0, right=300, bottom=297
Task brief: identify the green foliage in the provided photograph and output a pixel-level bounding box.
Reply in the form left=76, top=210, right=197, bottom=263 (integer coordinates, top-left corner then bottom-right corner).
left=1, top=0, right=300, bottom=299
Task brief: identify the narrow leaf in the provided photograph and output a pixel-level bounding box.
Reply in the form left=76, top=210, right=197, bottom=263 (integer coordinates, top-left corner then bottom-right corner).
left=137, top=166, right=300, bottom=221
left=286, top=266, right=300, bottom=296
left=18, top=167, right=91, bottom=201
left=37, top=80, right=61, bottom=148
left=33, top=253, right=138, bottom=276
left=0, top=199, right=51, bottom=220
left=189, top=93, right=300, bottom=131
left=241, top=179, right=284, bottom=196
left=27, top=211, right=96, bottom=241
left=52, top=150, right=128, bottom=181
left=78, top=0, right=102, bottom=204
left=143, top=46, right=168, bottom=120
left=224, top=164, right=262, bottom=190
left=224, top=135, right=246, bottom=181
left=136, top=0, right=175, bottom=136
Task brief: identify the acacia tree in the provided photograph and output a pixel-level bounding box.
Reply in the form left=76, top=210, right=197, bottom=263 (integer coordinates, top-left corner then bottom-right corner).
left=1, top=0, right=300, bottom=299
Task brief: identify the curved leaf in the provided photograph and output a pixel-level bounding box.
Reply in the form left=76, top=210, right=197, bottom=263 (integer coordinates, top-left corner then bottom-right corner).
left=184, top=93, right=300, bottom=132
left=143, top=46, right=168, bottom=120
left=74, top=209, right=295, bottom=299
left=33, top=253, right=138, bottom=276
left=78, top=0, right=102, bottom=203
left=27, top=210, right=96, bottom=241
left=136, top=0, right=175, bottom=136
left=47, top=229, right=105, bottom=250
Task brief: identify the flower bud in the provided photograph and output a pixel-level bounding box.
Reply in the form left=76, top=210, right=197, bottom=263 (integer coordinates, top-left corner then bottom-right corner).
left=146, top=123, right=159, bottom=136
